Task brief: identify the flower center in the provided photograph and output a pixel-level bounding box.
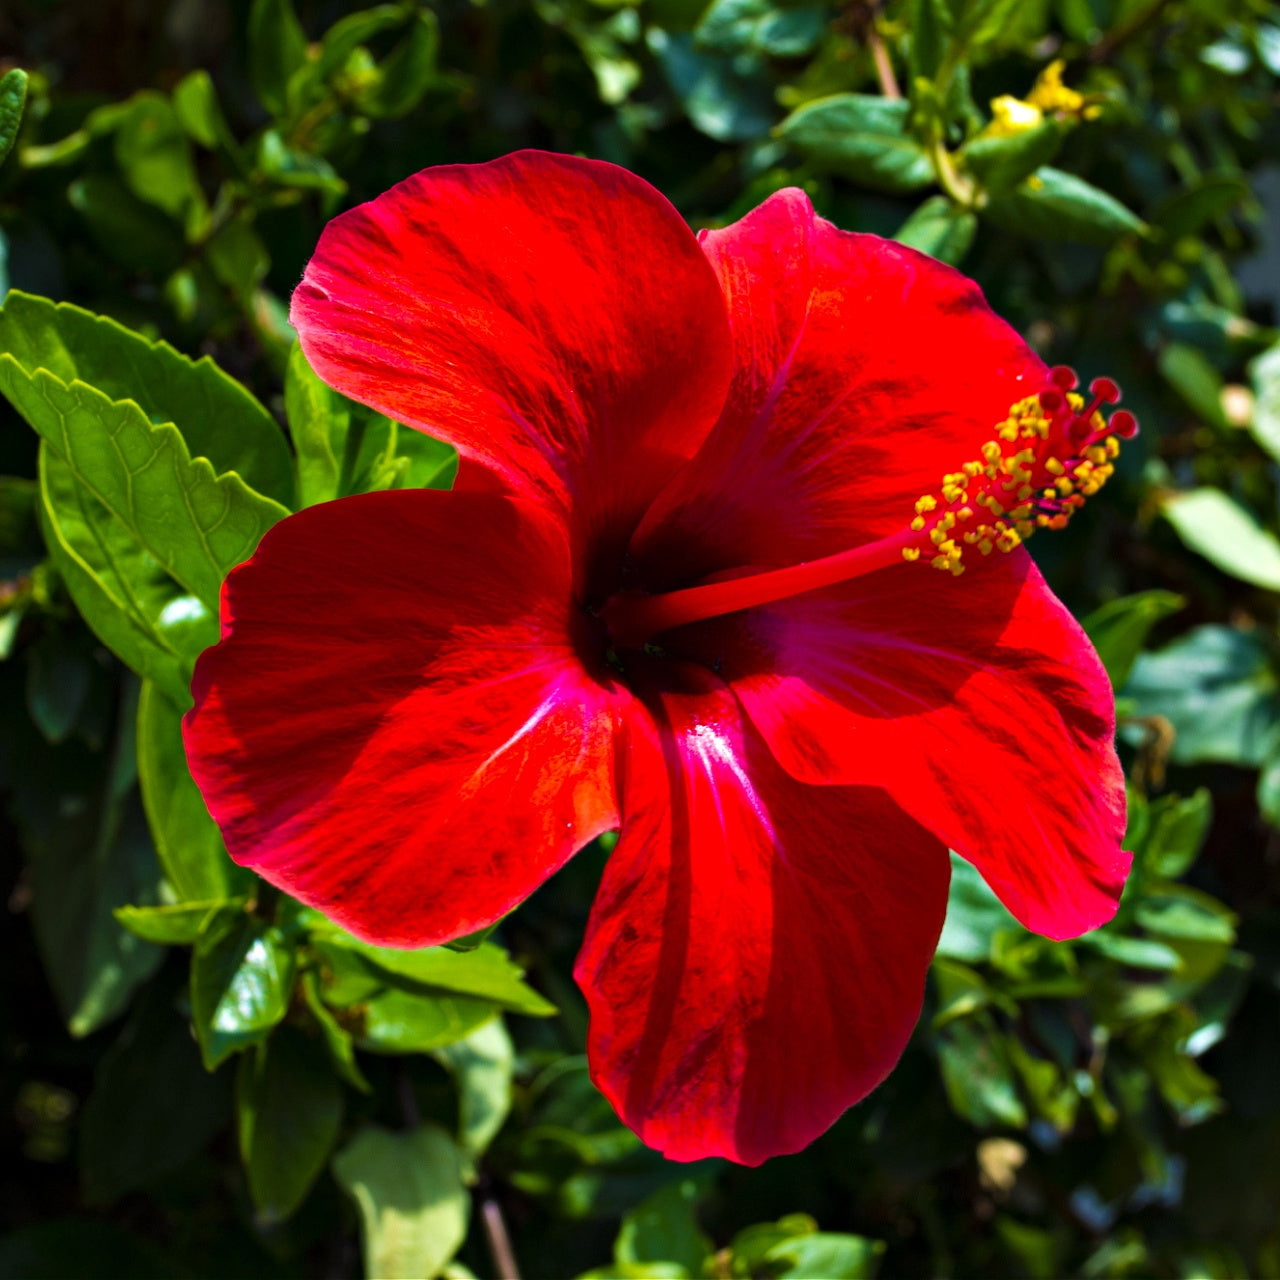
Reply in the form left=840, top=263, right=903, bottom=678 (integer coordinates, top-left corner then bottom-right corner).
left=599, top=366, right=1136, bottom=650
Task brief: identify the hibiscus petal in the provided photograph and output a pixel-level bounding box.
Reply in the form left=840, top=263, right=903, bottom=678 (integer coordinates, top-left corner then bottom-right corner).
left=576, top=663, right=950, bottom=1165
left=290, top=151, right=733, bottom=575
left=630, top=187, right=1047, bottom=587
left=681, top=553, right=1128, bottom=941
left=184, top=489, right=627, bottom=948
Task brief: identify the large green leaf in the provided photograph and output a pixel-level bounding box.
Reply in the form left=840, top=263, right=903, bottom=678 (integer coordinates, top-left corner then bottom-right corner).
left=959, top=122, right=1062, bottom=195
left=318, top=932, right=556, bottom=1016
left=432, top=1019, right=514, bottom=1161
left=190, top=914, right=295, bottom=1069
left=38, top=449, right=216, bottom=706
left=895, top=196, right=977, bottom=265
left=614, top=1180, right=713, bottom=1276
left=648, top=29, right=775, bottom=142
left=360, top=12, right=441, bottom=119
left=113, top=94, right=206, bottom=228
left=0, top=292, right=293, bottom=506
left=1124, top=625, right=1280, bottom=767
left=0, top=67, right=28, bottom=167
left=8, top=679, right=164, bottom=1036
left=1082, top=589, right=1186, bottom=691
left=0, top=361, right=288, bottom=611
left=236, top=1026, right=344, bottom=1223
left=777, top=95, right=934, bottom=192
left=136, top=680, right=250, bottom=900
left=1162, top=488, right=1280, bottom=590
left=332, top=1124, right=469, bottom=1280
left=80, top=977, right=228, bottom=1205
left=985, top=167, right=1145, bottom=243
left=359, top=988, right=498, bottom=1054
left=249, top=0, right=310, bottom=117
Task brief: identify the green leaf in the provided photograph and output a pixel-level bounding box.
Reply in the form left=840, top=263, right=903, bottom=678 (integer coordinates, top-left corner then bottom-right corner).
left=172, top=70, right=243, bottom=165
left=0, top=366, right=287, bottom=613
left=249, top=0, right=310, bottom=116
left=777, top=95, right=934, bottom=193
left=1158, top=342, right=1227, bottom=427
left=938, top=1015, right=1027, bottom=1128
left=332, top=1124, right=470, bottom=1280
left=694, top=0, right=825, bottom=57
left=954, top=0, right=1027, bottom=48
left=257, top=129, right=347, bottom=195
left=909, top=0, right=952, bottom=82
left=895, top=195, right=977, bottom=265
left=114, top=94, right=206, bottom=227
left=237, top=1026, right=344, bottom=1223
left=1135, top=887, right=1237, bottom=945
left=1248, top=339, right=1280, bottom=463
left=115, top=900, right=243, bottom=946
left=432, top=1019, right=514, bottom=1161
left=69, top=174, right=187, bottom=273
left=960, top=122, right=1062, bottom=195
left=935, top=852, right=1020, bottom=962
left=1150, top=176, right=1248, bottom=238
left=1259, top=730, right=1280, bottom=827
left=359, top=988, right=500, bottom=1054
left=80, top=978, right=228, bottom=1204
left=0, top=67, right=29, bottom=168
left=136, top=681, right=251, bottom=899
left=0, top=292, right=294, bottom=507
left=1162, top=488, right=1280, bottom=590
left=38, top=449, right=216, bottom=707
left=300, top=970, right=371, bottom=1092
left=320, top=934, right=556, bottom=1016
left=11, top=679, right=164, bottom=1036
left=316, top=5, right=411, bottom=78
left=191, top=914, right=295, bottom=1069
left=360, top=12, right=441, bottom=119
left=1081, top=932, right=1181, bottom=971
left=1143, top=789, right=1212, bottom=880
left=287, top=341, right=349, bottom=507
left=648, top=29, right=775, bottom=142
left=1124, top=625, right=1280, bottom=767
left=985, top=167, right=1145, bottom=244
left=25, top=632, right=91, bottom=743
left=764, top=1233, right=885, bottom=1279
left=615, top=1180, right=712, bottom=1275
left=1082, top=589, right=1185, bottom=690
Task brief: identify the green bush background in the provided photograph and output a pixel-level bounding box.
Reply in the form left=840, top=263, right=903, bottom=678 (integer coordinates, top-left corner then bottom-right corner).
left=1, top=0, right=1279, bottom=1276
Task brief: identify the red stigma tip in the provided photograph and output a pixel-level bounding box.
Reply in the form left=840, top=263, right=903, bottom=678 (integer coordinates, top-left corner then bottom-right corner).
left=1039, top=388, right=1064, bottom=413
left=1110, top=409, right=1138, bottom=438
left=1089, top=376, right=1120, bottom=404
left=1050, top=365, right=1078, bottom=391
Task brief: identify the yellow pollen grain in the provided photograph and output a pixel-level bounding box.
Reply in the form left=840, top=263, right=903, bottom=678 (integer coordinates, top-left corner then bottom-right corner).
left=902, top=547, right=921, bottom=561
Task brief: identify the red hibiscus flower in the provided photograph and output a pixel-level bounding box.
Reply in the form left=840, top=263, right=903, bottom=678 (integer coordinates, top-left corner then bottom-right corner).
left=184, top=151, right=1133, bottom=1166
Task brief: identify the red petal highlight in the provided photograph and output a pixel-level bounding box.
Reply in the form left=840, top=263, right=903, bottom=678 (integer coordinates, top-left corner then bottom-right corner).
left=575, top=664, right=950, bottom=1165
left=184, top=490, right=627, bottom=948
left=687, top=554, right=1128, bottom=940
left=290, top=151, right=733, bottom=575
left=630, top=188, right=1048, bottom=588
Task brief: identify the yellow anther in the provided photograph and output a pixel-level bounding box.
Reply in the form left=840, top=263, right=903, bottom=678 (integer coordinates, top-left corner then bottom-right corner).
left=910, top=515, right=926, bottom=532
left=958, top=506, right=974, bottom=521
left=978, top=538, right=994, bottom=555
left=1045, top=457, right=1065, bottom=476
left=902, top=547, right=921, bottom=562
left=915, top=495, right=937, bottom=515
left=1105, top=437, right=1120, bottom=458
left=996, top=528, right=1022, bottom=552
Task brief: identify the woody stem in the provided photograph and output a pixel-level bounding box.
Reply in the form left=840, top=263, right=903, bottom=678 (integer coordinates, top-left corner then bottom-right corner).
left=601, top=527, right=916, bottom=649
